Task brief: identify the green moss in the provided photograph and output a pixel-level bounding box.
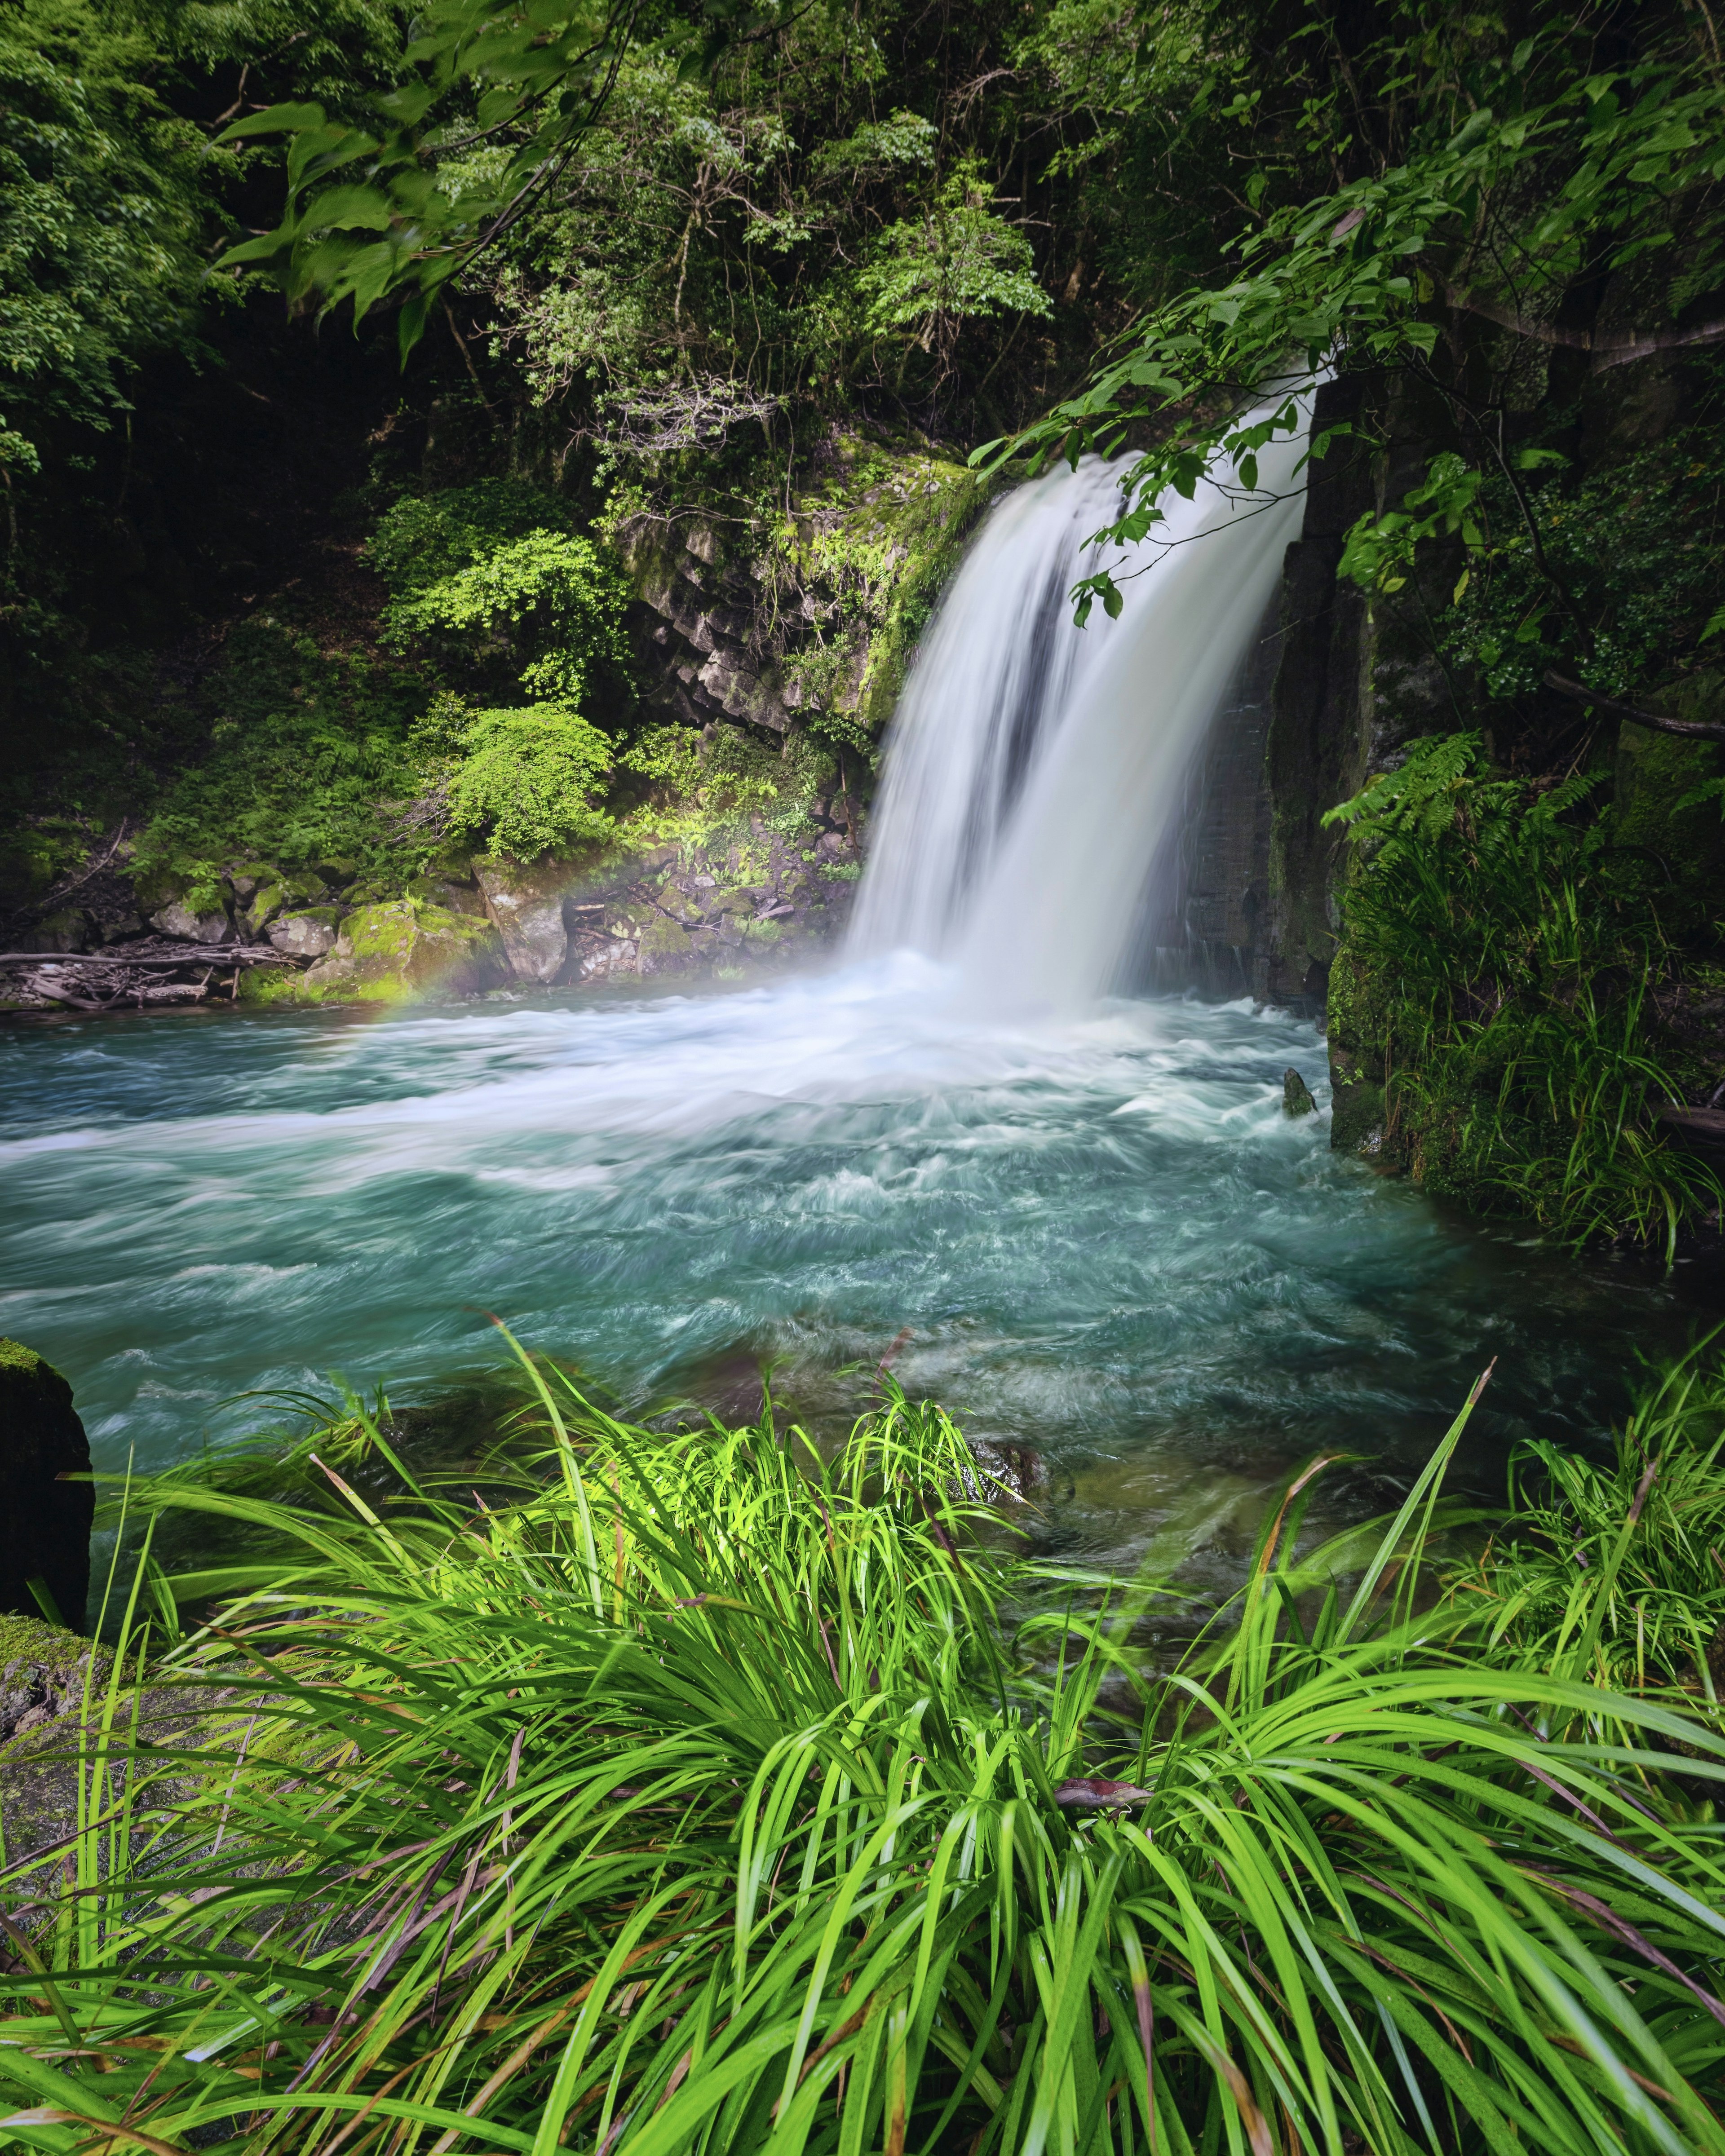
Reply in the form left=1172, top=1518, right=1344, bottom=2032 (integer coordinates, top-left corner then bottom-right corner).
left=301, top=898, right=509, bottom=1003
left=234, top=966, right=306, bottom=1007
left=0, top=1338, right=44, bottom=1375
left=635, top=911, right=690, bottom=960
left=0, top=1612, right=82, bottom=1670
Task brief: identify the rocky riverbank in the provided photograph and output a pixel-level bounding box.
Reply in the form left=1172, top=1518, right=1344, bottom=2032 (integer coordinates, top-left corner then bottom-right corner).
left=1, top=809, right=863, bottom=1014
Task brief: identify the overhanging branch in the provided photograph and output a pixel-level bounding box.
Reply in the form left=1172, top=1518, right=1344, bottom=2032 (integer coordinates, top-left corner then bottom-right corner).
left=1439, top=279, right=1725, bottom=373
left=1544, top=670, right=1725, bottom=742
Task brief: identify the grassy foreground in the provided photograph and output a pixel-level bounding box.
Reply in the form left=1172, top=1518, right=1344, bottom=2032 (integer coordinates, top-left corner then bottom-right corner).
left=4, top=1348, right=1725, bottom=2155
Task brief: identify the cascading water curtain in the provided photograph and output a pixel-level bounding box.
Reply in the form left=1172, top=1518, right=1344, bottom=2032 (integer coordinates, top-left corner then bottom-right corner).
left=851, top=412, right=1310, bottom=1013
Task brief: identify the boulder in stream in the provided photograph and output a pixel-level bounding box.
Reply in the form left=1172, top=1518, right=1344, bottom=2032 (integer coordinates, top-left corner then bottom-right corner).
left=300, top=898, right=509, bottom=1000
left=0, top=1340, right=93, bottom=1634
left=267, top=907, right=344, bottom=960
left=1283, top=1068, right=1317, bottom=1117
left=474, top=856, right=572, bottom=981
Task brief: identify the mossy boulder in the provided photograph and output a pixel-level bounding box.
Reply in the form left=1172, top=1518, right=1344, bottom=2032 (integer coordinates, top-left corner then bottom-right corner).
left=31, top=908, right=90, bottom=954
left=299, top=898, right=509, bottom=1002
left=234, top=964, right=305, bottom=1007
left=243, top=878, right=289, bottom=934
left=0, top=1340, right=93, bottom=1633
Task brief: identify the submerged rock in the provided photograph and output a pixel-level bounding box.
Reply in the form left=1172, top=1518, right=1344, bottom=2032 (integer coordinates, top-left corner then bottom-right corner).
left=300, top=899, right=509, bottom=1001
left=0, top=1340, right=93, bottom=1633
left=1283, top=1067, right=1317, bottom=1117
left=965, top=1439, right=1055, bottom=1503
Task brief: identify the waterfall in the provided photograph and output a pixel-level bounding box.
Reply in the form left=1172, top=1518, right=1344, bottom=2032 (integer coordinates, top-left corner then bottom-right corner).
left=849, top=418, right=1310, bottom=1010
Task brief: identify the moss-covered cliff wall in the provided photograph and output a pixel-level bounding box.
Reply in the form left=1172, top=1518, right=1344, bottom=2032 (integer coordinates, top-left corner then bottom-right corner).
left=1248, top=341, right=1725, bottom=1248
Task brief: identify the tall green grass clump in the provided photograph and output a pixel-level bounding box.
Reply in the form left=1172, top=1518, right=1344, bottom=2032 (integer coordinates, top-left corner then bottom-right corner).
left=1324, top=734, right=1719, bottom=1254
left=4, top=1347, right=1725, bottom=2154
left=1454, top=1335, right=1725, bottom=1698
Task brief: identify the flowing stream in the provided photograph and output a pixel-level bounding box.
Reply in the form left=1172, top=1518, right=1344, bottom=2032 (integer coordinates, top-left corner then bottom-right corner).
left=0, top=446, right=1695, bottom=1568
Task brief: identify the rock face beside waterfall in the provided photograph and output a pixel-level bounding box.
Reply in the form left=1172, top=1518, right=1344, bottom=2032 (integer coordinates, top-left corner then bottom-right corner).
left=619, top=441, right=992, bottom=744
left=468, top=833, right=857, bottom=988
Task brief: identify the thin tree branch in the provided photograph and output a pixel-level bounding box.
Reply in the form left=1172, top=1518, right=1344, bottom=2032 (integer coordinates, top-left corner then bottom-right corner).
left=1438, top=276, right=1725, bottom=373
left=1544, top=671, right=1725, bottom=742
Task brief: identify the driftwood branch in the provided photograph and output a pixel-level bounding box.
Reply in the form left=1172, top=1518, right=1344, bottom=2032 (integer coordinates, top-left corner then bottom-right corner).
left=1543, top=671, right=1725, bottom=742
left=0, top=943, right=283, bottom=967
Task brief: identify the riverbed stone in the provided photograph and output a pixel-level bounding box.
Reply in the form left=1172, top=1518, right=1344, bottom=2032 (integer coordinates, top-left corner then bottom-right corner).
left=474, top=856, right=572, bottom=981
left=0, top=1341, right=93, bottom=1634
left=267, top=907, right=343, bottom=960
left=151, top=897, right=231, bottom=943
left=300, top=898, right=509, bottom=1000
left=1283, top=1068, right=1317, bottom=1117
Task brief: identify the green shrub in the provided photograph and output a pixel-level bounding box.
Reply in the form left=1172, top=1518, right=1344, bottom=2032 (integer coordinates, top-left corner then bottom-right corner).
left=374, top=482, right=631, bottom=710
left=437, top=699, right=616, bottom=861
left=369, top=480, right=584, bottom=592
left=1325, top=733, right=1720, bottom=1253
left=1453, top=1335, right=1725, bottom=1696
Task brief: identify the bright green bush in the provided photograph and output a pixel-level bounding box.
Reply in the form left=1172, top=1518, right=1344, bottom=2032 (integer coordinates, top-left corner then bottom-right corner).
left=858, top=157, right=1052, bottom=363
left=438, top=699, right=616, bottom=861
left=386, top=530, right=630, bottom=704
left=369, top=480, right=583, bottom=592
left=373, top=482, right=631, bottom=709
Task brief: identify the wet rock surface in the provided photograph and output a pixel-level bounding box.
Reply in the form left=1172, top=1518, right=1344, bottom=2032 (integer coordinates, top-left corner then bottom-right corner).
left=476, top=856, right=575, bottom=981
left=0, top=1341, right=94, bottom=1633
left=301, top=898, right=510, bottom=999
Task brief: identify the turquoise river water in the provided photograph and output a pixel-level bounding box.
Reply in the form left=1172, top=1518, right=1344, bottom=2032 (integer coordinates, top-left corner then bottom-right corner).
left=0, top=954, right=1697, bottom=1571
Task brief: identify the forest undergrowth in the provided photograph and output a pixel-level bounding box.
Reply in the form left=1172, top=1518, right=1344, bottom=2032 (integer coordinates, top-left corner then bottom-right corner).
left=5, top=1338, right=1725, bottom=2153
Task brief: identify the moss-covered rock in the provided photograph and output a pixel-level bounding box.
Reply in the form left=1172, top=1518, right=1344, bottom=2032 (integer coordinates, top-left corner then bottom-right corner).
left=298, top=898, right=509, bottom=1002
left=31, top=908, right=91, bottom=954
left=0, top=1339, right=93, bottom=1633
left=242, top=878, right=289, bottom=934
left=234, top=963, right=306, bottom=1006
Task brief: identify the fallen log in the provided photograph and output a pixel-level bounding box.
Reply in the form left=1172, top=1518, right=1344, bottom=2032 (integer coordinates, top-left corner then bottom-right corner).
left=1657, top=1105, right=1725, bottom=1151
